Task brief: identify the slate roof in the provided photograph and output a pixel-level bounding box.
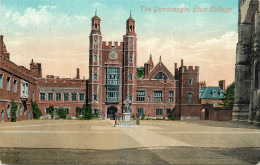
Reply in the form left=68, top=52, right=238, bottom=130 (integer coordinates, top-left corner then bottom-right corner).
left=199, top=87, right=225, bottom=99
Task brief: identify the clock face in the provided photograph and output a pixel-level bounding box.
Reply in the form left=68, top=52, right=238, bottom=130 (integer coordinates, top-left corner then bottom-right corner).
left=109, top=51, right=118, bottom=60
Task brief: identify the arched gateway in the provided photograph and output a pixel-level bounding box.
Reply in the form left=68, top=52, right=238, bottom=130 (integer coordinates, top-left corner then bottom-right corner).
left=107, top=106, right=118, bottom=120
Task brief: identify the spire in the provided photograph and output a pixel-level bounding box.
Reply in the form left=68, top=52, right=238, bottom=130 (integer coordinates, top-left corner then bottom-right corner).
left=159, top=56, right=161, bottom=62
left=95, top=9, right=97, bottom=16
left=130, top=10, right=132, bottom=18
left=150, top=53, right=152, bottom=59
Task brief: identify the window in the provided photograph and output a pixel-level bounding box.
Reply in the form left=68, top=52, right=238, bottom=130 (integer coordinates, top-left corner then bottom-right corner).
left=0, top=73, right=3, bottom=88
left=80, top=93, right=85, bottom=101
left=169, top=91, right=174, bottom=102
left=56, top=93, right=62, bottom=101
left=214, top=101, right=218, bottom=106
left=106, top=67, right=120, bottom=102
left=156, top=109, right=163, bottom=115
left=128, top=74, right=133, bottom=80
left=93, top=73, right=98, bottom=80
left=16, top=106, right=19, bottom=117
left=94, top=94, right=98, bottom=101
left=153, top=72, right=168, bottom=80
left=206, top=100, right=210, bottom=104
left=14, top=80, right=17, bottom=92
left=189, top=78, right=193, bottom=85
left=20, top=105, right=23, bottom=115
left=21, top=81, right=29, bottom=98
left=94, top=54, right=98, bottom=62
left=148, top=95, right=152, bottom=102
left=129, top=55, right=133, bottom=63
left=167, top=109, right=172, bottom=116
left=154, top=91, right=162, bottom=102
left=188, top=93, right=193, bottom=104
left=64, top=93, right=70, bottom=101
left=7, top=105, right=11, bottom=117
left=137, top=108, right=144, bottom=116
left=137, top=90, right=146, bottom=102
left=72, top=93, right=77, bottom=101
left=94, top=109, right=99, bottom=116
left=40, top=93, right=46, bottom=101
left=7, top=77, right=11, bottom=90
left=65, top=108, right=70, bottom=115
left=48, top=93, right=54, bottom=101
left=129, top=95, right=133, bottom=102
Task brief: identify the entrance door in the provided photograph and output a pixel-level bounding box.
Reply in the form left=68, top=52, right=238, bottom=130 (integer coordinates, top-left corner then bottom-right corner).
left=205, top=109, right=209, bottom=120
left=107, top=106, right=117, bottom=120
left=1, top=110, right=4, bottom=122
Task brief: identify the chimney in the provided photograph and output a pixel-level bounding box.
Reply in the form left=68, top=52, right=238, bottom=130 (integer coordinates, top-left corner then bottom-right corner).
left=76, top=68, right=80, bottom=79
left=181, top=59, right=184, bottom=66
left=219, top=80, right=226, bottom=91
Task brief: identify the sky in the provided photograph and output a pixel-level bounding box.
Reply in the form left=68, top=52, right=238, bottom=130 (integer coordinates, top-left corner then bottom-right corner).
left=0, top=0, right=238, bottom=86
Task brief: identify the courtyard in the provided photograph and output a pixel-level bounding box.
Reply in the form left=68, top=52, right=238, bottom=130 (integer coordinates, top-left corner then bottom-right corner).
left=0, top=119, right=259, bottom=164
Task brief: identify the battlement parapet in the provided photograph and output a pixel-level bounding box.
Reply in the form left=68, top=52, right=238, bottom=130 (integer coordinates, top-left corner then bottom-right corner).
left=102, top=41, right=123, bottom=50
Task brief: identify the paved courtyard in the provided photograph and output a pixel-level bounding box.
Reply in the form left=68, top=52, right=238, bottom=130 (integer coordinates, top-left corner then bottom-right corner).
left=0, top=120, right=259, bottom=164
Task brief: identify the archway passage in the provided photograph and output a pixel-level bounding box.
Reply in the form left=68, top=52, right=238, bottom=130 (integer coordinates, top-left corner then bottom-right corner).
left=1, top=110, right=4, bottom=122
left=205, top=109, right=209, bottom=120
left=107, top=106, right=117, bottom=120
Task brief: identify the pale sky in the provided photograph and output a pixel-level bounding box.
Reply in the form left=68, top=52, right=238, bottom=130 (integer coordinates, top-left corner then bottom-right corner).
left=0, top=0, right=238, bottom=87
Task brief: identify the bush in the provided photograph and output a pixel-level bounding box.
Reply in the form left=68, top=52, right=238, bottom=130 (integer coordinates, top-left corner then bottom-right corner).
left=141, top=114, right=145, bottom=120
left=49, top=105, right=55, bottom=119
left=83, top=105, right=93, bottom=120
left=167, top=114, right=174, bottom=120
left=31, top=101, right=42, bottom=119
left=11, top=100, right=18, bottom=122
left=94, top=111, right=99, bottom=118
left=58, top=108, right=67, bottom=119
left=76, top=107, right=82, bottom=117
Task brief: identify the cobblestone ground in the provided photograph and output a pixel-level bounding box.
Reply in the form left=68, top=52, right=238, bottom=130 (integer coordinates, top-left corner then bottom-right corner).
left=0, top=120, right=259, bottom=164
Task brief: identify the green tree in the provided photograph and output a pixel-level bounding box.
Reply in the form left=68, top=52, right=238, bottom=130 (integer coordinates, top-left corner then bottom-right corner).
left=83, top=105, right=93, bottom=120
left=137, top=67, right=144, bottom=79
left=31, top=101, right=42, bottom=119
left=76, top=107, right=82, bottom=117
left=58, top=108, right=67, bottom=119
left=222, top=82, right=235, bottom=110
left=11, top=100, right=18, bottom=122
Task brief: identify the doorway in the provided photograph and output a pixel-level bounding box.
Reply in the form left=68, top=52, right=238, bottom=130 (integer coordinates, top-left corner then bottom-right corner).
left=107, top=106, right=117, bottom=120
left=1, top=110, right=4, bottom=122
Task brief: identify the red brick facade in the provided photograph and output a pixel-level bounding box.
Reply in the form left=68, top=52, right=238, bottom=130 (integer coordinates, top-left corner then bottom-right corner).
left=88, top=14, right=202, bottom=120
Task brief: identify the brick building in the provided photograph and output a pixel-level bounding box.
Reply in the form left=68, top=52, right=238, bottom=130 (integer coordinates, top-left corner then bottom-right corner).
left=88, top=13, right=201, bottom=120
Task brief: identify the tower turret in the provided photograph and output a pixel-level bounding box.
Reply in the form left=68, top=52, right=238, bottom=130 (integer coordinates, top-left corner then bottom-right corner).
left=91, top=9, right=101, bottom=35
left=126, top=11, right=136, bottom=36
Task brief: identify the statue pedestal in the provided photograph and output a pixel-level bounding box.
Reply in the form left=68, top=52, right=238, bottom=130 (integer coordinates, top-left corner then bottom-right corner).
left=123, top=113, right=131, bottom=124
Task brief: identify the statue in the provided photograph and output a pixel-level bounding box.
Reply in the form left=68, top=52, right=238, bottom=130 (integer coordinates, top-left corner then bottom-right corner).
left=123, top=95, right=132, bottom=113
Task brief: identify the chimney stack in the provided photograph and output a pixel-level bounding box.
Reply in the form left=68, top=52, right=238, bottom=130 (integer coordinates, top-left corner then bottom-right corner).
left=219, top=80, right=226, bottom=91
left=76, top=68, right=80, bottom=79
left=181, top=59, right=184, bottom=66
left=0, top=35, right=3, bottom=55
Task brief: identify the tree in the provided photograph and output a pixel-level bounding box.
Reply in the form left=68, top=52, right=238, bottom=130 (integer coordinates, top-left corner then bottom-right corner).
left=49, top=105, right=55, bottom=119
left=222, top=82, right=235, bottom=110
left=82, top=104, right=93, bottom=120
left=137, top=67, right=144, bottom=79
left=58, top=108, right=67, bottom=119
left=76, top=107, right=82, bottom=117
left=11, top=100, right=18, bottom=122
left=31, top=101, right=42, bottom=119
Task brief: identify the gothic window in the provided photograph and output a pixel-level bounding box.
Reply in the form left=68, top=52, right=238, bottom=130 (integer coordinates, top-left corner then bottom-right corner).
left=7, top=77, right=11, bottom=90
left=0, top=73, right=3, bottom=89
left=130, top=25, right=133, bottom=32
left=148, top=95, right=152, bottom=102
left=94, top=54, right=98, bottom=62
left=93, top=73, right=98, bottom=80
left=154, top=91, right=162, bottom=102
left=128, top=74, right=133, bottom=80
left=20, top=105, right=23, bottom=115
left=95, top=23, right=97, bottom=29
left=153, top=72, right=168, bottom=80
left=256, top=62, right=260, bottom=88
left=106, top=67, right=120, bottom=102
left=7, top=104, right=11, bottom=117
left=94, top=94, right=98, bottom=101
left=14, top=80, right=17, bottom=92
left=129, top=95, right=133, bottom=101
left=137, top=90, right=146, bottom=102
left=16, top=106, right=19, bottom=117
